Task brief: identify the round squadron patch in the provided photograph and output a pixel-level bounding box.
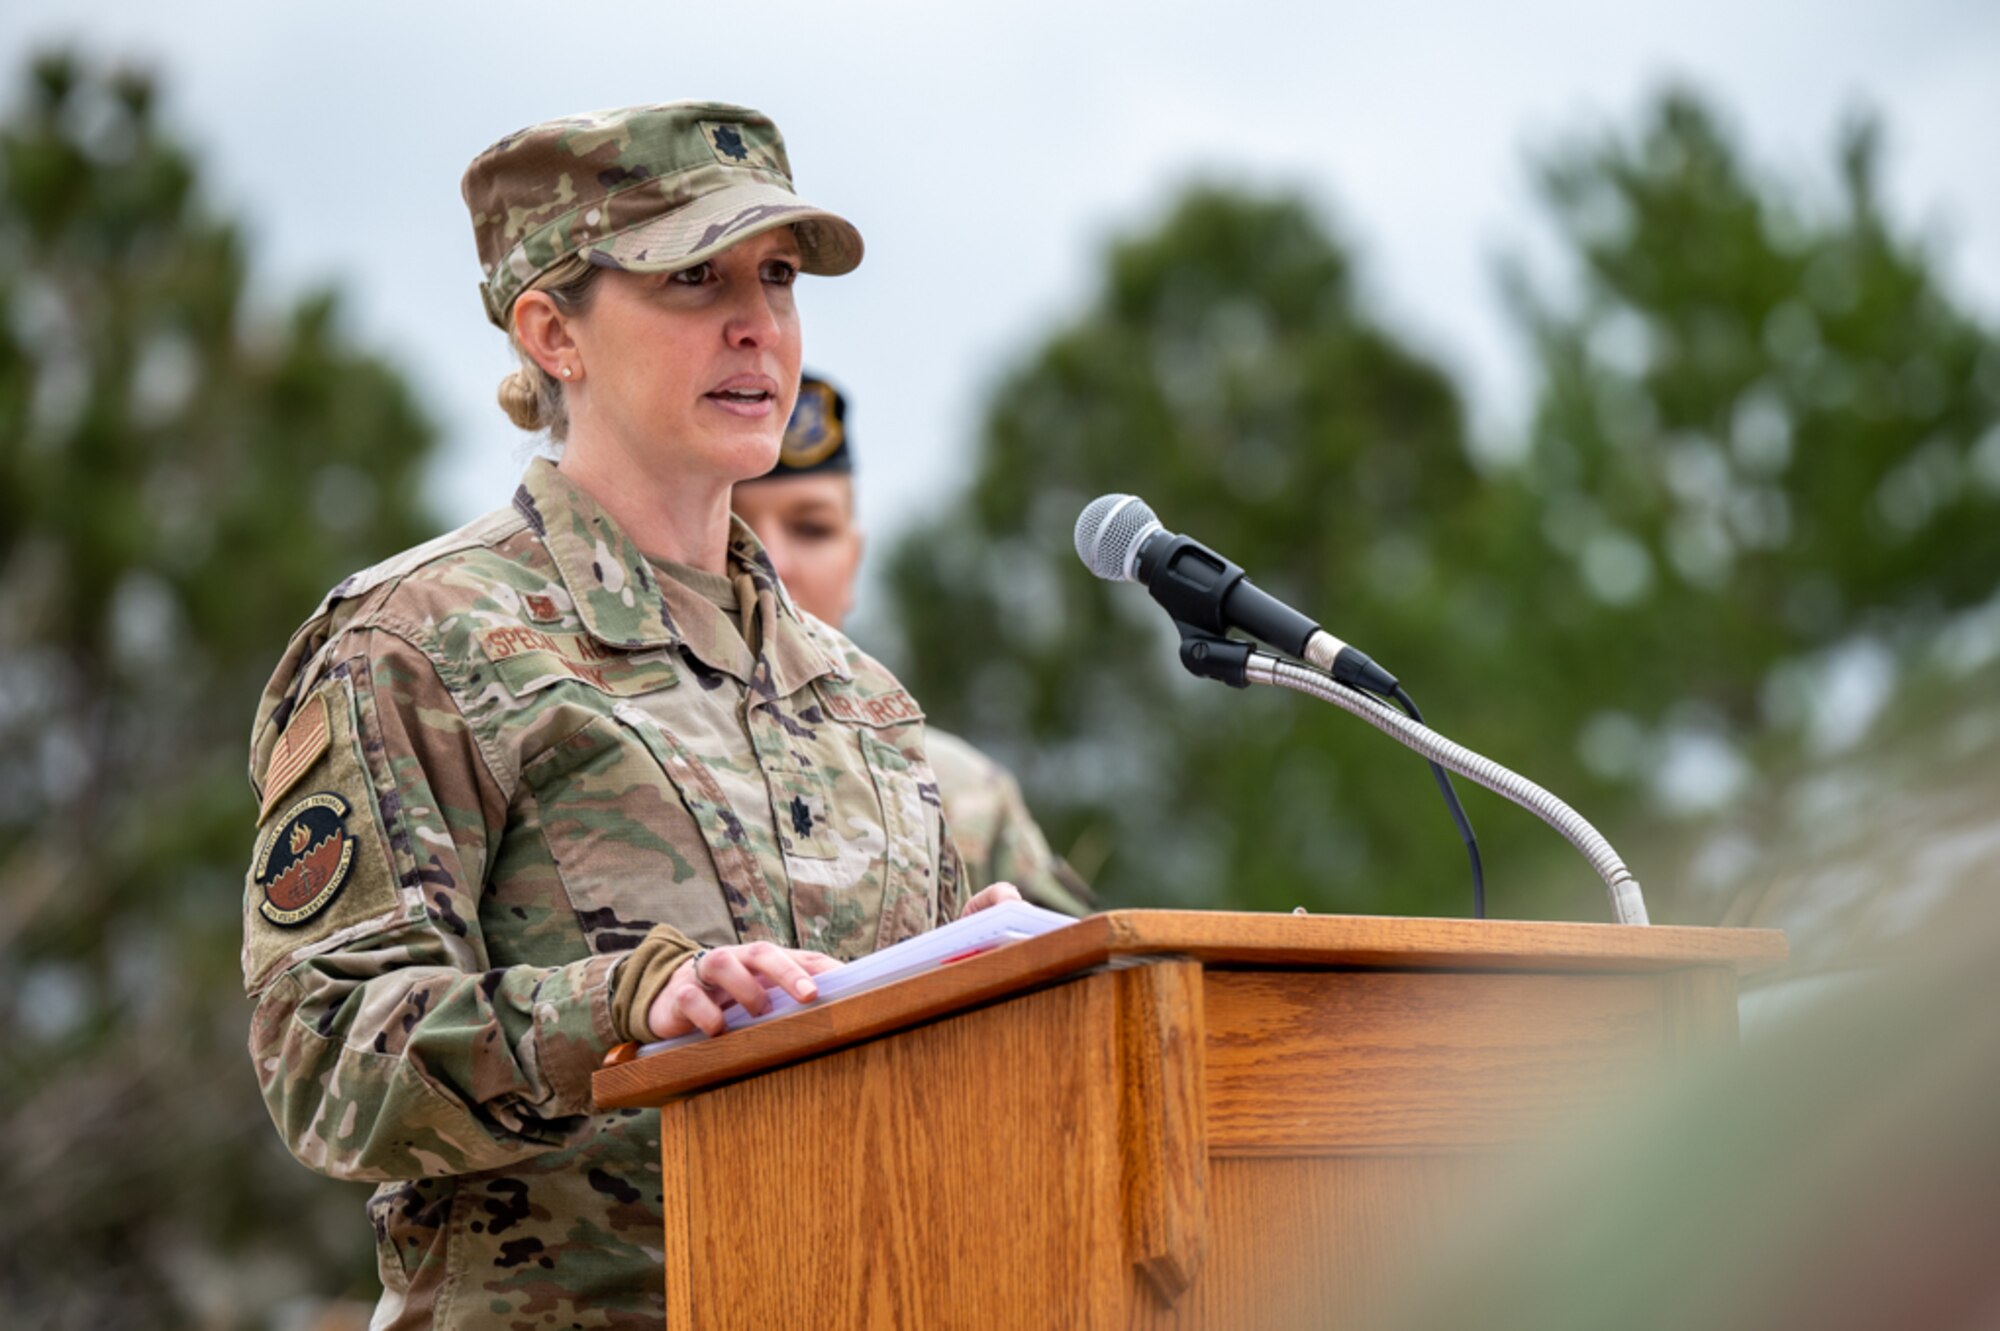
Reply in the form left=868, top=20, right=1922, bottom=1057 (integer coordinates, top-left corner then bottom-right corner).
left=254, top=792, right=358, bottom=927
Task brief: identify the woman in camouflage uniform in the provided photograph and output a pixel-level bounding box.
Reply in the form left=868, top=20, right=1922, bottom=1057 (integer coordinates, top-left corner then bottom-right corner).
left=241, top=103, right=1015, bottom=1328
left=733, top=372, right=1094, bottom=917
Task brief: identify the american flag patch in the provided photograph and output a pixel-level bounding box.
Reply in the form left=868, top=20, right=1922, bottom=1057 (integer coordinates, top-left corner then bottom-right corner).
left=260, top=692, right=331, bottom=823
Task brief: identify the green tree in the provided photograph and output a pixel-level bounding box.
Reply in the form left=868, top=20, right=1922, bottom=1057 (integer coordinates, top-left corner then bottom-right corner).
left=0, top=53, right=440, bottom=1327
left=883, top=90, right=2000, bottom=926
left=882, top=186, right=1515, bottom=918
left=1491, top=89, right=2000, bottom=918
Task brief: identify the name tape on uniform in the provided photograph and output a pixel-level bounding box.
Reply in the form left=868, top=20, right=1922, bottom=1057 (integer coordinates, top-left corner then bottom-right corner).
left=818, top=688, right=922, bottom=728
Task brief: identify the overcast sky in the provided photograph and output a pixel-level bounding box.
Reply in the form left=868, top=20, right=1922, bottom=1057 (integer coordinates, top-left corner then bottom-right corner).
left=6, top=0, right=1998, bottom=573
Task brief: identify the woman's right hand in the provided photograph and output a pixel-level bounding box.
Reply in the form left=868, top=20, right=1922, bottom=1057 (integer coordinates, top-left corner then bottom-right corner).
left=647, top=941, right=843, bottom=1040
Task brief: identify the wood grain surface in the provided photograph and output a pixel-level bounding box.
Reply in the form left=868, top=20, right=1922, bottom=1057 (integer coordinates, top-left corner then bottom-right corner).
left=1203, top=970, right=1666, bottom=1153
left=674, top=973, right=1131, bottom=1329
left=625, top=912, right=1781, bottom=1328
left=594, top=910, right=1786, bottom=1110
left=1116, top=963, right=1209, bottom=1306
left=1662, top=963, right=1742, bottom=1061
left=656, top=1099, right=694, bottom=1330
left=1161, top=1155, right=1510, bottom=1331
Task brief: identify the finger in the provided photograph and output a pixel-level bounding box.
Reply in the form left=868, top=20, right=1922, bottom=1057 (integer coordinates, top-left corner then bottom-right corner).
left=961, top=882, right=1024, bottom=917
left=646, top=987, right=686, bottom=1040
left=763, top=959, right=818, bottom=1003
left=646, top=968, right=708, bottom=1039
left=788, top=950, right=845, bottom=977
left=699, top=948, right=778, bottom=1016
left=756, top=943, right=852, bottom=995
left=729, top=942, right=822, bottom=1003
left=674, top=978, right=731, bottom=1037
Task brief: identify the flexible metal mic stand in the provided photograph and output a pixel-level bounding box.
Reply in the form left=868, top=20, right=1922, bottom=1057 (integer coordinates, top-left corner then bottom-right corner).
left=1175, top=626, right=1650, bottom=927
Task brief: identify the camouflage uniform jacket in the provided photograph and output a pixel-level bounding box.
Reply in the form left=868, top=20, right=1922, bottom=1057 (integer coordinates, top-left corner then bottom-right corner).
left=926, top=728, right=1091, bottom=917
left=241, top=457, right=964, bottom=1328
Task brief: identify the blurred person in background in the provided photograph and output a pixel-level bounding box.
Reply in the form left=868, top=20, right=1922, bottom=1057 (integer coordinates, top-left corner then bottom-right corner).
left=239, top=102, right=1016, bottom=1329
left=733, top=373, right=1092, bottom=917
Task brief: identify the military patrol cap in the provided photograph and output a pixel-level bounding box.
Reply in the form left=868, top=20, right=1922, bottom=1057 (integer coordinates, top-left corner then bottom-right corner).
left=754, top=373, right=851, bottom=478
left=462, top=102, right=864, bottom=330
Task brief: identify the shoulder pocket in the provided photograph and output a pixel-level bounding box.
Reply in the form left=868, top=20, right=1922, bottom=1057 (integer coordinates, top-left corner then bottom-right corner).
left=242, top=673, right=408, bottom=993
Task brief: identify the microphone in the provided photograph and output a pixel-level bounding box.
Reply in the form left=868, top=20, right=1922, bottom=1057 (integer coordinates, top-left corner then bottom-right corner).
left=1074, top=494, right=1397, bottom=694
left=1071, top=494, right=1653, bottom=925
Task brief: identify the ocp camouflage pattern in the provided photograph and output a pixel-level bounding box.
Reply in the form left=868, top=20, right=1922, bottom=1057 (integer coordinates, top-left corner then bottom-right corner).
left=926, top=728, right=1093, bottom=918
left=461, top=101, right=861, bottom=329
left=242, top=457, right=964, bottom=1328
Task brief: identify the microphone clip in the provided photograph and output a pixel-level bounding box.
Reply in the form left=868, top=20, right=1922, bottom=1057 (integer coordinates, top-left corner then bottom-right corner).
left=1174, top=621, right=1254, bottom=689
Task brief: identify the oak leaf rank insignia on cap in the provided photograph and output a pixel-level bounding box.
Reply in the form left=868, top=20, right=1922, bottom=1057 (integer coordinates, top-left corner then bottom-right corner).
left=462, top=101, right=864, bottom=330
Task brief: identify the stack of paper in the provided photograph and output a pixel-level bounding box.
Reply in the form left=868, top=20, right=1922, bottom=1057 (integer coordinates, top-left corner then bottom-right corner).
left=637, top=900, right=1080, bottom=1055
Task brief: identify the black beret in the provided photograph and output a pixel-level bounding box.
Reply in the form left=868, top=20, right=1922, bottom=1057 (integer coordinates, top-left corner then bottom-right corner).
left=761, top=373, right=850, bottom=478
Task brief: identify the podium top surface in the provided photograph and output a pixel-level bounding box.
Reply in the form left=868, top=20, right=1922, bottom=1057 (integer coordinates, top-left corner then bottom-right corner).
left=592, top=909, right=1787, bottom=1110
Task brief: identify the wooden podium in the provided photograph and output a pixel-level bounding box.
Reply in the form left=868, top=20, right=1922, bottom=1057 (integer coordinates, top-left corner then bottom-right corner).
left=593, top=911, right=1785, bottom=1329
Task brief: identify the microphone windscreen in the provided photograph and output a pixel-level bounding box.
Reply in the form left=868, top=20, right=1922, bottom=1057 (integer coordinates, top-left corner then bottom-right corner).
left=1075, top=494, right=1159, bottom=583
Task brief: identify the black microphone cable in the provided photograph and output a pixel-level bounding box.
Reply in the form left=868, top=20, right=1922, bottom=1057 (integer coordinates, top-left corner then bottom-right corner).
left=1077, top=492, right=1489, bottom=918
left=1379, top=682, right=1485, bottom=919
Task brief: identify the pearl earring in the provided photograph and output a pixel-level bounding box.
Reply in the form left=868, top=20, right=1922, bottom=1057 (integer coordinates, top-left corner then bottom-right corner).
left=561, top=366, right=573, bottom=379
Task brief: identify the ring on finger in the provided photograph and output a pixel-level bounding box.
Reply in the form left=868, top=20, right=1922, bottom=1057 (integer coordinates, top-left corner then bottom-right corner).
left=690, top=948, right=713, bottom=988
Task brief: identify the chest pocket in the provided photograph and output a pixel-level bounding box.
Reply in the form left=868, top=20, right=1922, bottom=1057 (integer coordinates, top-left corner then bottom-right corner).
left=854, top=728, right=946, bottom=953
left=609, top=702, right=793, bottom=947
left=766, top=750, right=839, bottom=862
left=519, top=713, right=744, bottom=955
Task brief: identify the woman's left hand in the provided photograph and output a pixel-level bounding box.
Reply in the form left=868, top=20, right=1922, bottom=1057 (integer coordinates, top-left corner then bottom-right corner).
left=959, top=882, right=1023, bottom=918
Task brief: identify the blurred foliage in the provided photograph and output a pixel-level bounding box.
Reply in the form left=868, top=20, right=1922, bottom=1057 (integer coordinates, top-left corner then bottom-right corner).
left=884, top=185, right=1502, bottom=916
left=1361, top=869, right=2000, bottom=1331
left=0, top=52, right=437, bottom=1327
left=884, top=88, right=2000, bottom=922
left=1495, top=93, right=2000, bottom=849
left=1633, top=619, right=2000, bottom=978
left=6, top=43, right=1999, bottom=1327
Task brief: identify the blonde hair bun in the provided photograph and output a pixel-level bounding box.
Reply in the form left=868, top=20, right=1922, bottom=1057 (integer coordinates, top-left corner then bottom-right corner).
left=494, top=258, right=597, bottom=441
left=497, top=366, right=548, bottom=432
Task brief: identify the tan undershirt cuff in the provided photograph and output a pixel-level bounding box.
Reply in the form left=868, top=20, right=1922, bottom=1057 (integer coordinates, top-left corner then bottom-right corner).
left=609, top=923, right=703, bottom=1043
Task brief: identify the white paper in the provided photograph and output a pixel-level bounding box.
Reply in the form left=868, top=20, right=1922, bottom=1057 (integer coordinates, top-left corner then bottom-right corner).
left=637, top=899, right=1080, bottom=1055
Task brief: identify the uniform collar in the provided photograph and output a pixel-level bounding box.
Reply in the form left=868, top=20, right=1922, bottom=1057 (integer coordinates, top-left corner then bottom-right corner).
left=724, top=515, right=851, bottom=697
left=515, top=457, right=678, bottom=648
left=514, top=457, right=847, bottom=693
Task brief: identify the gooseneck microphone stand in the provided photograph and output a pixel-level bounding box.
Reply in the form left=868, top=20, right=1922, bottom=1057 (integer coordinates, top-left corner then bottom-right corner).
left=1174, top=628, right=1650, bottom=927
left=1084, top=492, right=1650, bottom=928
